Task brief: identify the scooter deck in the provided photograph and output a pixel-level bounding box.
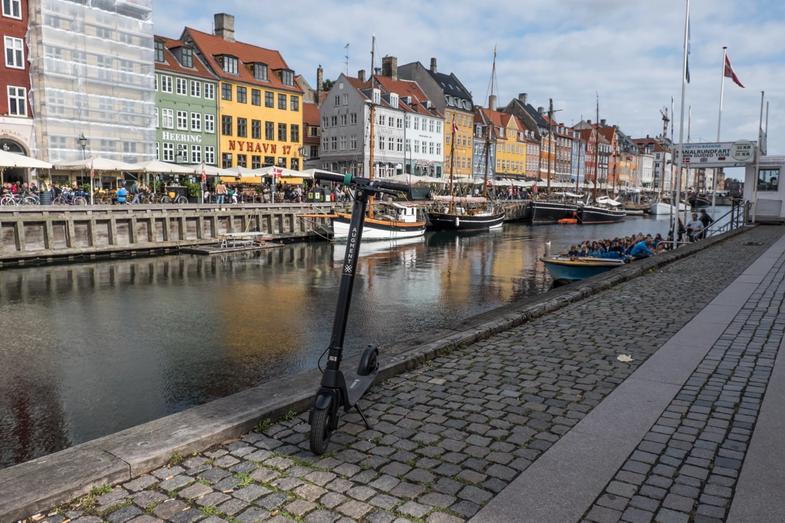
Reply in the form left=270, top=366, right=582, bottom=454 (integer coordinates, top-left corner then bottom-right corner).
left=345, top=371, right=377, bottom=407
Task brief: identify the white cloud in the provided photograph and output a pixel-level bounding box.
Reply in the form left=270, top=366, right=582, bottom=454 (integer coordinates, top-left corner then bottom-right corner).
left=155, top=0, right=785, bottom=166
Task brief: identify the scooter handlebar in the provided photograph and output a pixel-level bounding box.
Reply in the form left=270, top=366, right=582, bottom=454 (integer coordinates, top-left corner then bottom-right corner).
left=313, top=172, right=410, bottom=194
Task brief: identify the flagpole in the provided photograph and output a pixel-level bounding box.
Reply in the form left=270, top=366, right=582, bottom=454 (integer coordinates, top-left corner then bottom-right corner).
left=752, top=90, right=764, bottom=224
left=673, top=0, right=689, bottom=249
left=710, top=46, right=727, bottom=218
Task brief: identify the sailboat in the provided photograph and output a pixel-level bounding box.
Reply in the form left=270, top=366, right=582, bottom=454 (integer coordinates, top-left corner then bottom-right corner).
left=577, top=95, right=624, bottom=224
left=332, top=36, right=426, bottom=241
left=427, top=49, right=504, bottom=231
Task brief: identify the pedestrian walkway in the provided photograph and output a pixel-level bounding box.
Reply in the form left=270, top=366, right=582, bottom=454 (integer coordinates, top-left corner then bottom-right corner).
left=28, top=226, right=785, bottom=523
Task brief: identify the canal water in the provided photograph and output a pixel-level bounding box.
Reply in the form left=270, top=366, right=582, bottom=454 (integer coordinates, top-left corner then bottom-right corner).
left=0, top=212, right=722, bottom=468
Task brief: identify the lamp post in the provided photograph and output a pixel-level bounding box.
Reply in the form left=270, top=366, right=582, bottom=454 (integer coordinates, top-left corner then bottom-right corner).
left=78, top=133, right=90, bottom=204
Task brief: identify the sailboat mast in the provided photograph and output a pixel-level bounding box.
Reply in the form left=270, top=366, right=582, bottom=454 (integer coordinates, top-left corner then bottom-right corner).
left=484, top=46, right=497, bottom=201
left=449, top=115, right=456, bottom=212
left=593, top=94, right=599, bottom=202
left=367, top=35, right=376, bottom=218
left=547, top=98, right=553, bottom=194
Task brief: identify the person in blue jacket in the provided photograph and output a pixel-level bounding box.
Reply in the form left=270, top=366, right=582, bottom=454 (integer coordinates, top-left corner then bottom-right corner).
left=629, top=238, right=655, bottom=259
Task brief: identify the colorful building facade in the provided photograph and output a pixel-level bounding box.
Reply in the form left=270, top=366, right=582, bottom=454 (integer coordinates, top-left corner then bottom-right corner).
left=154, top=36, right=218, bottom=166
left=184, top=14, right=303, bottom=170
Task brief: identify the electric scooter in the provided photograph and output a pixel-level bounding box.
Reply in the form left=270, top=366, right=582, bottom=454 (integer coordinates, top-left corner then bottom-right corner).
left=308, top=171, right=411, bottom=455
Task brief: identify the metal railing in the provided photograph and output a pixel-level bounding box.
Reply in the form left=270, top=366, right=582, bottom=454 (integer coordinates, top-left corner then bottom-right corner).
left=704, top=200, right=749, bottom=238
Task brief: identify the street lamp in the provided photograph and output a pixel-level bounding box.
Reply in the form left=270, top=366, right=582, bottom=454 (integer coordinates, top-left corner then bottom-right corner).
left=78, top=133, right=91, bottom=204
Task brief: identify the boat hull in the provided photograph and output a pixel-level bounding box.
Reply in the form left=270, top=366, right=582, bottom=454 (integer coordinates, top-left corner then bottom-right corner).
left=427, top=211, right=505, bottom=231
left=649, top=201, right=689, bottom=215
left=542, top=256, right=626, bottom=282
left=578, top=206, right=626, bottom=224
left=332, top=215, right=426, bottom=241
left=530, top=202, right=579, bottom=225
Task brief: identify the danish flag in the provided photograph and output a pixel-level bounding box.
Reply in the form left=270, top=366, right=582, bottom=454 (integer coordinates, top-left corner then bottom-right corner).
left=724, top=53, right=744, bottom=88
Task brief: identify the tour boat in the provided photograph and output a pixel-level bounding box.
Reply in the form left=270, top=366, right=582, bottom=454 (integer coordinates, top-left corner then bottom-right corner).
left=541, top=255, right=626, bottom=282
left=332, top=203, right=426, bottom=241
left=578, top=197, right=625, bottom=224
left=530, top=200, right=580, bottom=225
left=649, top=201, right=689, bottom=215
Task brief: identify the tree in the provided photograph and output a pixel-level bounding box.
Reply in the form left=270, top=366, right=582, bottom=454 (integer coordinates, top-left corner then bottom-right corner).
left=322, top=79, right=334, bottom=92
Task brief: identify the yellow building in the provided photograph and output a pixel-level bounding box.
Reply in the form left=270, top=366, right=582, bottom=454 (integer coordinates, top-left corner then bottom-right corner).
left=444, top=107, right=475, bottom=177
left=184, top=15, right=303, bottom=171
left=476, top=107, right=527, bottom=177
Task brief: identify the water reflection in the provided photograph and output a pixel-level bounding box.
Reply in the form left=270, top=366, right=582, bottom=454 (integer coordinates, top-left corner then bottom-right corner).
left=0, top=216, right=675, bottom=468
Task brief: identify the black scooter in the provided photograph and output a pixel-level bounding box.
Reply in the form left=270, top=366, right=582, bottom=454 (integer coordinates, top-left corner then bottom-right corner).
left=308, top=171, right=411, bottom=455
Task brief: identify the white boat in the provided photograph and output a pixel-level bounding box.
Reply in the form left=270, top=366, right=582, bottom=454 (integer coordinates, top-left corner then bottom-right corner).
left=332, top=202, right=426, bottom=241
left=649, top=201, right=689, bottom=215
left=332, top=235, right=424, bottom=261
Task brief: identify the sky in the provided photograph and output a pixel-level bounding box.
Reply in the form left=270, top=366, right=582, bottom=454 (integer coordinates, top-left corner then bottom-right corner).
left=154, top=0, right=785, bottom=180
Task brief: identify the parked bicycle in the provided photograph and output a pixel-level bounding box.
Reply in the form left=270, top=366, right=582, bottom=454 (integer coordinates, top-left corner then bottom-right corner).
left=0, top=193, right=39, bottom=206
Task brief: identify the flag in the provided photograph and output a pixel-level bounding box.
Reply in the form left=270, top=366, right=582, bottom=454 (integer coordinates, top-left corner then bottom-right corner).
left=452, top=118, right=458, bottom=134
left=724, top=53, right=745, bottom=88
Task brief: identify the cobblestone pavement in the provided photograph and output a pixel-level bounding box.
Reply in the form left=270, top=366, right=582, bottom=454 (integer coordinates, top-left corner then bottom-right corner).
left=32, top=226, right=784, bottom=523
left=582, top=240, right=785, bottom=523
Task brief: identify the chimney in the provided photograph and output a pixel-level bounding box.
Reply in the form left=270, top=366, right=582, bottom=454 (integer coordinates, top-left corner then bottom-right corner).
left=587, top=119, right=592, bottom=124
left=357, top=69, right=365, bottom=82
left=488, top=94, right=497, bottom=111
left=381, top=55, right=398, bottom=79
left=537, top=106, right=545, bottom=115
left=600, top=118, right=607, bottom=126
left=213, top=13, right=235, bottom=42
left=430, top=57, right=437, bottom=73
left=518, top=93, right=528, bottom=105
left=316, top=64, right=323, bottom=101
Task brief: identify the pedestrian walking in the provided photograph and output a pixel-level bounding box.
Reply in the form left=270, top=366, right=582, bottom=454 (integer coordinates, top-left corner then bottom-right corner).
left=699, top=209, right=714, bottom=239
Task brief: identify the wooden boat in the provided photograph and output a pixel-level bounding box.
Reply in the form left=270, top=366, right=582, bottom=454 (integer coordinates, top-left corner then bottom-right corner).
left=541, top=255, right=626, bottom=282
left=530, top=200, right=579, bottom=225
left=578, top=204, right=625, bottom=224
left=332, top=203, right=425, bottom=240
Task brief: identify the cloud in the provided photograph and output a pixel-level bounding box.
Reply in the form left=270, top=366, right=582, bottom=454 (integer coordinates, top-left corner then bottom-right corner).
left=154, top=0, right=785, bottom=175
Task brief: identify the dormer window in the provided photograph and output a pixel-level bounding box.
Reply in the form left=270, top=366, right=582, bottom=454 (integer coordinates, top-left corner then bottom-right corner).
left=372, top=88, right=381, bottom=105
left=219, top=55, right=238, bottom=75
left=253, top=63, right=268, bottom=81
left=281, top=70, right=294, bottom=86
left=444, top=95, right=452, bottom=106
left=181, top=47, right=193, bottom=68
left=154, top=40, right=164, bottom=63
left=390, top=93, right=399, bottom=109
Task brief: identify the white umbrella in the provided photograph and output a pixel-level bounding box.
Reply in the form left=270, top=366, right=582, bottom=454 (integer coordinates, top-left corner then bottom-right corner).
left=224, top=165, right=258, bottom=177
left=184, top=164, right=231, bottom=176
left=0, top=149, right=52, bottom=169
left=137, top=159, right=194, bottom=174
left=254, top=165, right=304, bottom=178
left=54, top=157, right=143, bottom=172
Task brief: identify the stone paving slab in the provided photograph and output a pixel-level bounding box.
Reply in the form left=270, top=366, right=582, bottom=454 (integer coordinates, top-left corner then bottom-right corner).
left=19, top=226, right=783, bottom=523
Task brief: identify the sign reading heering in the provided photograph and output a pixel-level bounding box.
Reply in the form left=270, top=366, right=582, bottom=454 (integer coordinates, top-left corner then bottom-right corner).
left=676, top=141, right=756, bottom=167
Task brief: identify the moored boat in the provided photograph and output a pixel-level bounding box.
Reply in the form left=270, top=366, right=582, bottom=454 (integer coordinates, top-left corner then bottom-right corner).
left=578, top=204, right=625, bottom=224
left=332, top=203, right=426, bottom=241
left=649, top=201, right=689, bottom=215
left=530, top=200, right=579, bottom=225
left=541, top=255, right=626, bottom=282
left=427, top=208, right=505, bottom=231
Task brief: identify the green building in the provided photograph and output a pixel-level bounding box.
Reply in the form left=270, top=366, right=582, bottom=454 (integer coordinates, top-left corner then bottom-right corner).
left=154, top=36, right=219, bottom=166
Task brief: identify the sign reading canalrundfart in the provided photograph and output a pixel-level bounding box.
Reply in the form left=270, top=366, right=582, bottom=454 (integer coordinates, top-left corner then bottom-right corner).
left=675, top=141, right=756, bottom=167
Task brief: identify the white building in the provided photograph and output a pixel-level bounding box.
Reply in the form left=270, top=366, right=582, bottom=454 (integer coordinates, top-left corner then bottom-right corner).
left=638, top=153, right=655, bottom=187
left=744, top=155, right=784, bottom=222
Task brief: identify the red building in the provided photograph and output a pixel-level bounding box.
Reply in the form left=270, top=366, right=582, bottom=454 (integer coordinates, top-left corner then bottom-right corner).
left=1, top=0, right=35, bottom=177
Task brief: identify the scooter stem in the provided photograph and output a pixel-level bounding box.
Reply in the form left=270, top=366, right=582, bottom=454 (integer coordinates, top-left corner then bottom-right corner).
left=326, top=189, right=368, bottom=370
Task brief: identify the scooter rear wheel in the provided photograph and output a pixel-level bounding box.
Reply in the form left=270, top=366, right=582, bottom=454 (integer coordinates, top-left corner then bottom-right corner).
left=309, top=407, right=333, bottom=455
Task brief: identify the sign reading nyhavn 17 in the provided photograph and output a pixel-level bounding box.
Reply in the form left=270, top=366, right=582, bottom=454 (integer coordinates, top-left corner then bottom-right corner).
left=675, top=141, right=756, bottom=167
left=227, top=140, right=294, bottom=156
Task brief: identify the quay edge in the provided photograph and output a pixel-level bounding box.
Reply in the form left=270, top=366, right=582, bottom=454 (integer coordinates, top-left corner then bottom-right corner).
left=0, top=224, right=754, bottom=522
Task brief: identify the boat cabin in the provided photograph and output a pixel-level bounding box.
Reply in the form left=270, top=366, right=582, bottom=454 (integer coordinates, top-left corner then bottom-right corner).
left=744, top=155, right=785, bottom=223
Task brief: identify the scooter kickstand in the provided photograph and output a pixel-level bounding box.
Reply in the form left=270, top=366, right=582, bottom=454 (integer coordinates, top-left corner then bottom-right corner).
left=355, top=402, right=372, bottom=430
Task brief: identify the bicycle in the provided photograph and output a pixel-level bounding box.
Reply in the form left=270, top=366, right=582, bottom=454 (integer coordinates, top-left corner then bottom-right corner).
left=0, top=193, right=39, bottom=206
left=160, top=190, right=188, bottom=204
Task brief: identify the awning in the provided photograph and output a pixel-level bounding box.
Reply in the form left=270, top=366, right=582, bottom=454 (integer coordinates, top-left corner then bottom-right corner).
left=54, top=157, right=143, bottom=172
left=0, top=149, right=52, bottom=169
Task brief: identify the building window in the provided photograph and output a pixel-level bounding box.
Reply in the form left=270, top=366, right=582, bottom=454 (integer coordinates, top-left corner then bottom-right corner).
left=191, top=112, right=201, bottom=132
left=154, top=106, right=159, bottom=128
left=160, top=75, right=172, bottom=93
left=177, top=110, right=188, bottom=130
left=350, top=113, right=357, bottom=124
left=340, top=114, right=347, bottom=126
left=252, top=89, right=261, bottom=106
left=221, top=55, right=238, bottom=75
left=265, top=91, right=274, bottom=108
left=278, top=94, right=287, bottom=110
left=4, top=36, right=23, bottom=69
left=252, top=119, right=261, bottom=139
left=252, top=155, right=261, bottom=169
left=2, top=0, right=21, bottom=18
left=181, top=47, right=193, bottom=68
left=222, top=115, right=232, bottom=136
left=176, top=77, right=187, bottom=95
left=154, top=40, right=164, bottom=62
left=221, top=83, right=232, bottom=101
left=222, top=153, right=232, bottom=168
left=277, top=157, right=286, bottom=167
left=237, top=86, right=247, bottom=104
left=204, top=113, right=215, bottom=133
left=253, top=63, right=268, bottom=81
left=758, top=168, right=779, bottom=192
left=331, top=136, right=337, bottom=150
left=155, top=142, right=159, bottom=160
left=413, top=118, right=419, bottom=131
left=205, top=146, right=215, bottom=165
left=265, top=121, right=274, bottom=140
left=339, top=136, right=346, bottom=150
left=278, top=123, right=287, bottom=141
left=163, top=142, right=174, bottom=162
left=204, top=83, right=215, bottom=100
left=191, top=145, right=201, bottom=163
left=290, top=158, right=299, bottom=170
left=414, top=140, right=420, bottom=153
left=264, top=156, right=274, bottom=166
left=289, top=124, right=299, bottom=143
left=237, top=117, right=247, bottom=138
left=237, top=154, right=247, bottom=167
left=379, top=136, right=385, bottom=150
left=7, top=85, right=26, bottom=116
left=191, top=80, right=201, bottom=98
left=281, top=70, right=294, bottom=86
left=290, top=96, right=299, bottom=112
left=161, top=108, right=174, bottom=129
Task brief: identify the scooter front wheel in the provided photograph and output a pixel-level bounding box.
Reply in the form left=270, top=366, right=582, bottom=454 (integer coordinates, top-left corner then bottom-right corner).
left=309, top=407, right=333, bottom=455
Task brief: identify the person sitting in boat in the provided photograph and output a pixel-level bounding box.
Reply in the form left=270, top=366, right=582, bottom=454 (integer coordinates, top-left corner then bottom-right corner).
left=568, top=245, right=580, bottom=258
left=629, top=238, right=655, bottom=259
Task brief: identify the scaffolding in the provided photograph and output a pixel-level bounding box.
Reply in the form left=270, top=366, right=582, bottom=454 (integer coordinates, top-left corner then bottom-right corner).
left=28, top=0, right=156, bottom=163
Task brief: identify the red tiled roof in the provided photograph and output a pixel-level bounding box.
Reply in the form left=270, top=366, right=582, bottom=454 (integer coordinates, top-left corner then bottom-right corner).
left=155, top=36, right=217, bottom=81
left=183, top=27, right=302, bottom=94
left=302, top=102, right=319, bottom=126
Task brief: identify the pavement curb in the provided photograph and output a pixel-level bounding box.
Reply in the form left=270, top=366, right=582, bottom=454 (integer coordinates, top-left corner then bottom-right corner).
left=0, top=226, right=753, bottom=522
